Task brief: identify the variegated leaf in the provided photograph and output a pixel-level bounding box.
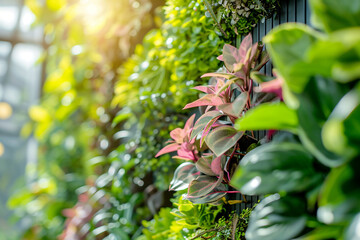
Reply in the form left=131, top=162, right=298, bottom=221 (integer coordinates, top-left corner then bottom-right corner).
left=183, top=94, right=224, bottom=109
left=195, top=155, right=217, bottom=176
left=190, top=111, right=223, bottom=140
left=169, top=162, right=200, bottom=191
left=185, top=183, right=227, bottom=204
left=218, top=92, right=248, bottom=118
left=206, top=126, right=244, bottom=156
left=187, top=173, right=224, bottom=198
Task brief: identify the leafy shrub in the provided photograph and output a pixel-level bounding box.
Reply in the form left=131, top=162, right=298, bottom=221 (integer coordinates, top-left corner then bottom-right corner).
left=205, top=0, right=280, bottom=38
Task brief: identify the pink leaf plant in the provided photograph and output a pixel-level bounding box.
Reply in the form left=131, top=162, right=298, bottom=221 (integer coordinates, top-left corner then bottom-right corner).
left=156, top=34, right=281, bottom=205
left=155, top=114, right=199, bottom=162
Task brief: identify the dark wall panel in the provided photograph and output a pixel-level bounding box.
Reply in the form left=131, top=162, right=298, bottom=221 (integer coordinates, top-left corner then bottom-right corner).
left=234, top=0, right=311, bottom=211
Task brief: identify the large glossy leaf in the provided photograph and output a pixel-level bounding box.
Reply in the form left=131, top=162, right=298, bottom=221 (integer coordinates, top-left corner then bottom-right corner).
left=187, top=174, right=223, bottom=198
left=231, top=142, right=321, bottom=195
left=190, top=111, right=223, bottom=140
left=296, top=225, right=343, bottom=240
left=205, top=126, right=243, bottom=156
left=264, top=24, right=320, bottom=93
left=317, top=160, right=360, bottom=224
left=307, top=28, right=360, bottom=83
left=345, top=213, right=360, bottom=240
left=296, top=76, right=348, bottom=167
left=246, top=194, right=307, bottom=240
left=169, top=162, right=199, bottom=191
left=310, top=0, right=360, bottom=33
left=322, top=85, right=360, bottom=157
left=218, top=92, right=248, bottom=118
left=235, top=102, right=298, bottom=132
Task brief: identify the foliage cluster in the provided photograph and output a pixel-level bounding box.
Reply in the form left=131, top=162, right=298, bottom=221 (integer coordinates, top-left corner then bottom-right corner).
left=8, top=0, right=247, bottom=239
left=156, top=33, right=277, bottom=204
left=138, top=194, right=253, bottom=240
left=9, top=0, right=159, bottom=238
left=205, top=0, right=280, bottom=37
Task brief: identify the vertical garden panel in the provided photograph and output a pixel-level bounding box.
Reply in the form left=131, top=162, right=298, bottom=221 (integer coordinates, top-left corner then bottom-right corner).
left=235, top=0, right=311, bottom=211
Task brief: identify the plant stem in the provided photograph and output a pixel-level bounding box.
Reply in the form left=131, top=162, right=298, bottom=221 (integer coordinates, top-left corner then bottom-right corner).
left=203, top=0, right=228, bottom=38
left=190, top=226, right=227, bottom=240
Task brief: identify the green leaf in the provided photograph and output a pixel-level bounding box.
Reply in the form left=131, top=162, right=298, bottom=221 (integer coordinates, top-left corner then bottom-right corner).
left=296, top=76, right=348, bottom=167
left=235, top=102, right=298, bottom=132
left=322, top=85, right=360, bottom=157
left=296, top=225, right=343, bottom=240
left=345, top=213, right=360, bottom=240
left=190, top=111, right=223, bottom=140
left=169, top=162, right=199, bottom=191
left=231, top=142, right=321, bottom=195
left=264, top=24, right=320, bottom=93
left=218, top=92, right=248, bottom=118
left=250, top=71, right=275, bottom=83
left=310, top=0, right=360, bottom=33
left=205, top=126, right=243, bottom=156
left=317, top=160, right=360, bottom=224
left=246, top=194, right=307, bottom=240
left=307, top=28, right=360, bottom=83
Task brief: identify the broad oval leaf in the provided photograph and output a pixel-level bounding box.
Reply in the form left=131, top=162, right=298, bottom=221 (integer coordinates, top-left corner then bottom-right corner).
left=185, top=183, right=227, bottom=205
left=322, top=86, right=360, bottom=157
left=169, top=162, right=199, bottom=191
left=205, top=126, right=243, bottom=156
left=218, top=92, right=248, bottom=118
left=190, top=111, right=224, bottom=140
left=235, top=102, right=298, bottom=132
left=310, top=0, right=360, bottom=33
left=345, top=213, right=360, bottom=240
left=231, top=142, right=321, bottom=195
left=264, top=24, right=320, bottom=93
left=297, top=76, right=347, bottom=167
left=246, top=194, right=307, bottom=240
left=196, top=155, right=217, bottom=176
left=187, top=174, right=223, bottom=198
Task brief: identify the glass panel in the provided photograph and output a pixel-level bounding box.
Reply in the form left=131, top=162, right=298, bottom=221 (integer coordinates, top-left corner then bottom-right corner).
left=0, top=41, right=11, bottom=58
left=0, top=2, right=20, bottom=38
left=8, top=43, right=42, bottom=104
left=0, top=59, right=7, bottom=81
left=19, top=6, right=43, bottom=43
left=2, top=84, right=22, bottom=105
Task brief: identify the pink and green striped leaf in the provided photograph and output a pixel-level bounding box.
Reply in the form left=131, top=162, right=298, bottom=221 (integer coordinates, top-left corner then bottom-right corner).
left=211, top=155, right=226, bottom=175
left=187, top=173, right=224, bottom=198
left=169, top=162, right=200, bottom=191
left=190, top=111, right=224, bottom=140
left=206, top=126, right=244, bottom=156
left=183, top=94, right=224, bottom=109
left=195, top=155, right=217, bottom=176
left=185, top=183, right=227, bottom=204
left=155, top=143, right=180, bottom=157
left=218, top=92, right=248, bottom=118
